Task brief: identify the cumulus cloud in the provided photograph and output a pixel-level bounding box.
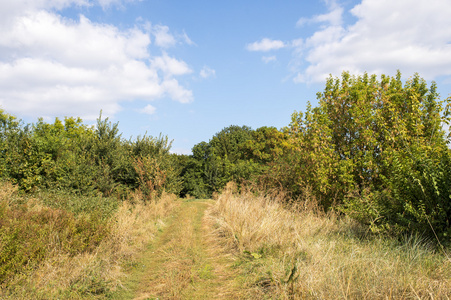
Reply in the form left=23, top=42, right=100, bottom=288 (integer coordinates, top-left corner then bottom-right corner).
left=0, top=0, right=138, bottom=20
left=162, top=79, right=193, bottom=103
left=297, top=0, right=343, bottom=27
left=292, top=0, right=451, bottom=83
left=151, top=52, right=192, bottom=77
left=0, top=1, right=195, bottom=120
left=152, top=25, right=177, bottom=48
left=199, top=66, right=216, bottom=79
left=0, top=0, right=86, bottom=26
left=246, top=38, right=286, bottom=52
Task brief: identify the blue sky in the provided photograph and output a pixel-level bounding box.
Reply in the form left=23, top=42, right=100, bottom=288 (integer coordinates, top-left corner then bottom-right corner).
left=1, top=0, right=451, bottom=154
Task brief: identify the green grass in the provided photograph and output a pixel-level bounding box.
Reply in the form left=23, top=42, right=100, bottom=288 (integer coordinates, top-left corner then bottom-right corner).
left=31, top=189, right=119, bottom=219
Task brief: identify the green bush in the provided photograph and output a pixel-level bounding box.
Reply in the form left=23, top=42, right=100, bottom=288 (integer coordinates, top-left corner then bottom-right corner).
left=182, top=125, right=267, bottom=198
left=380, top=146, right=451, bottom=238
left=0, top=110, right=182, bottom=200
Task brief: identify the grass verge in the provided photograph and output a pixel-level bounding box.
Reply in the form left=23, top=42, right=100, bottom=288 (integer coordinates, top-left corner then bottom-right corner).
left=208, top=182, right=451, bottom=299
left=0, top=182, right=178, bottom=299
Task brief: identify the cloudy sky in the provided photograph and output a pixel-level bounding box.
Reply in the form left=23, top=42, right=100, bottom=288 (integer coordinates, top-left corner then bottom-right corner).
left=1, top=0, right=451, bottom=154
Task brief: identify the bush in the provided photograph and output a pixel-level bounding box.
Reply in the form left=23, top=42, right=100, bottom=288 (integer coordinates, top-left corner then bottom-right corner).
left=0, top=183, right=110, bottom=285
left=0, top=110, right=182, bottom=199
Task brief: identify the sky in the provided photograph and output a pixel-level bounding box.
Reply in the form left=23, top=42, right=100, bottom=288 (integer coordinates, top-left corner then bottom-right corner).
left=1, top=0, right=451, bottom=154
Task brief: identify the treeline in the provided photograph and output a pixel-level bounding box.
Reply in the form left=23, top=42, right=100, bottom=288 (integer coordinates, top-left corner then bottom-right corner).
left=1, top=71, right=451, bottom=240
left=0, top=112, right=182, bottom=200
left=183, top=71, right=451, bottom=241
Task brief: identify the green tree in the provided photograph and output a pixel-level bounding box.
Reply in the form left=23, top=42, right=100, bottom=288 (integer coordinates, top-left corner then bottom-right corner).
left=289, top=71, right=451, bottom=238
left=182, top=125, right=261, bottom=198
left=0, top=109, right=183, bottom=199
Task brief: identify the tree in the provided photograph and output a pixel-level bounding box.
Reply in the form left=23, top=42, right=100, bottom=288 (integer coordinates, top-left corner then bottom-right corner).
left=182, top=125, right=261, bottom=198
left=288, top=71, right=451, bottom=238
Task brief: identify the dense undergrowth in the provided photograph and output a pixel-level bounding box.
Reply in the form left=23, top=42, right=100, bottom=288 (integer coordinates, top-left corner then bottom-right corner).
left=0, top=181, right=178, bottom=299
left=208, top=183, right=451, bottom=299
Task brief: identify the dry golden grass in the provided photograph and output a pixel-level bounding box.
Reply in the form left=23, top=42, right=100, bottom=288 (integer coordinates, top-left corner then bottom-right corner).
left=3, top=179, right=451, bottom=299
left=1, top=187, right=179, bottom=299
left=208, top=182, right=451, bottom=299
left=0, top=181, right=17, bottom=202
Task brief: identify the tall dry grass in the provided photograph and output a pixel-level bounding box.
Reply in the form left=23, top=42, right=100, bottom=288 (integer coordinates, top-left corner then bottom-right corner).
left=208, top=182, right=451, bottom=299
left=0, top=183, right=178, bottom=299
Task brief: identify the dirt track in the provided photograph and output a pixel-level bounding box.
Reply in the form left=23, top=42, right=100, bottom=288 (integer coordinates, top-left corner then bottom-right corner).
left=116, top=200, right=241, bottom=300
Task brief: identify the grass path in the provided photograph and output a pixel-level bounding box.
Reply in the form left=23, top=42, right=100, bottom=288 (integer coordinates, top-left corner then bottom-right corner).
left=113, top=199, right=241, bottom=300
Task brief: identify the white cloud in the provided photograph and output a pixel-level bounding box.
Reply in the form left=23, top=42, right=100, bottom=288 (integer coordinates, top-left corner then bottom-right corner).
left=0, top=0, right=138, bottom=20
left=152, top=25, right=176, bottom=48
left=151, top=52, right=192, bottom=77
left=97, top=0, right=130, bottom=8
left=246, top=38, right=286, bottom=52
left=181, top=31, right=195, bottom=46
left=141, top=104, right=156, bottom=115
left=0, top=2, right=194, bottom=120
left=162, top=79, right=193, bottom=103
left=0, top=0, right=90, bottom=11
left=0, top=0, right=89, bottom=27
left=292, top=0, right=451, bottom=83
left=199, top=66, right=216, bottom=79
left=297, top=0, right=343, bottom=27
left=150, top=25, right=195, bottom=48
left=262, top=56, right=277, bottom=63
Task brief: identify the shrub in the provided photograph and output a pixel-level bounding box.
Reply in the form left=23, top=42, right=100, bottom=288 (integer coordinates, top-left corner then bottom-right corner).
left=0, top=183, right=110, bottom=285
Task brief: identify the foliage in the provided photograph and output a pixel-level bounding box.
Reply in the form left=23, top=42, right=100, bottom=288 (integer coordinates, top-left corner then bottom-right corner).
left=0, top=110, right=181, bottom=199
left=241, top=126, right=290, bottom=164
left=1, top=69, right=451, bottom=241
left=242, top=126, right=301, bottom=196
left=181, top=125, right=265, bottom=198
left=0, top=109, right=183, bottom=296
left=288, top=71, right=451, bottom=238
